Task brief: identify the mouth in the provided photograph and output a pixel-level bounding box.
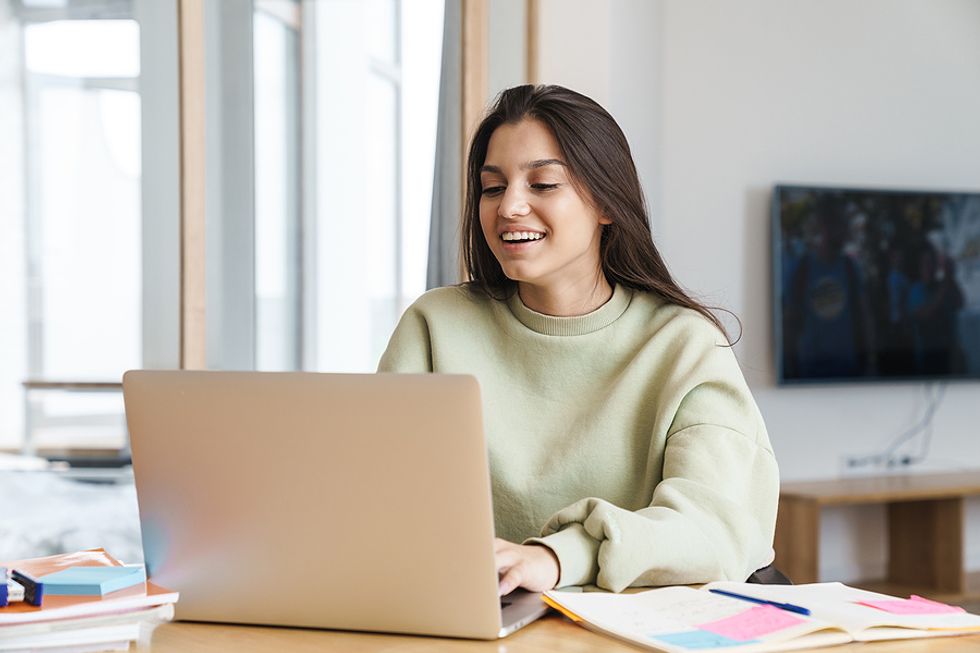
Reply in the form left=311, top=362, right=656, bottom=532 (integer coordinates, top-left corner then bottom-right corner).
left=500, top=231, right=546, bottom=246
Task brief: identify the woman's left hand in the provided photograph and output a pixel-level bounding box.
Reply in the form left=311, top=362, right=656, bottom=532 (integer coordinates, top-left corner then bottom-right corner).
left=494, top=538, right=560, bottom=596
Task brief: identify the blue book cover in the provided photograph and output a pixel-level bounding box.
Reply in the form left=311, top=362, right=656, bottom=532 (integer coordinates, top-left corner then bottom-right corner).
left=39, top=566, right=146, bottom=596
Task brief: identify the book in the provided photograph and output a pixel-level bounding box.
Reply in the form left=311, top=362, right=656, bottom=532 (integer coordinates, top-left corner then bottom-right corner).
left=0, top=603, right=173, bottom=641
left=0, top=622, right=139, bottom=652
left=0, top=549, right=178, bottom=652
left=543, top=581, right=980, bottom=652
left=39, top=566, right=147, bottom=597
left=0, top=549, right=178, bottom=626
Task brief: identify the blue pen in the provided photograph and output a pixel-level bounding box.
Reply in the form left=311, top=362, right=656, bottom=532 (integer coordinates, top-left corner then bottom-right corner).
left=0, top=567, right=7, bottom=607
left=708, top=588, right=811, bottom=616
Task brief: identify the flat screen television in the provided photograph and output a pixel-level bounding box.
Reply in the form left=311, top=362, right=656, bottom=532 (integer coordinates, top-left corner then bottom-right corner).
left=773, top=184, right=980, bottom=384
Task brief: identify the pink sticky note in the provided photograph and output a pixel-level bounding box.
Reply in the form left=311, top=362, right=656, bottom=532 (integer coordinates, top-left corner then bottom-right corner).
left=698, top=605, right=807, bottom=641
left=858, top=597, right=965, bottom=615
left=910, top=595, right=966, bottom=613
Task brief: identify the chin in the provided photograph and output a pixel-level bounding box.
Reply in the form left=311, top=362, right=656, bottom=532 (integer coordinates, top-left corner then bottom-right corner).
left=499, top=266, right=537, bottom=285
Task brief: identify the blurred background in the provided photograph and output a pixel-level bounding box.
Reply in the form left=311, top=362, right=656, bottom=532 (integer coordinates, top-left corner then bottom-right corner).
left=1, top=0, right=979, bottom=592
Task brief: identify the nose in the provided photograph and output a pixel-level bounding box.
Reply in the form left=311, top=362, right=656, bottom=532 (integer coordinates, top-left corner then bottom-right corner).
left=498, top=186, right=530, bottom=220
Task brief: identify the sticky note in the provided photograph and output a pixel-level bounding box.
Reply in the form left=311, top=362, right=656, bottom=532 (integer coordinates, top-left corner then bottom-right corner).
left=858, top=596, right=965, bottom=615
left=698, top=605, right=807, bottom=641
left=40, top=566, right=146, bottom=596
left=652, top=629, right=753, bottom=649
left=910, top=595, right=966, bottom=612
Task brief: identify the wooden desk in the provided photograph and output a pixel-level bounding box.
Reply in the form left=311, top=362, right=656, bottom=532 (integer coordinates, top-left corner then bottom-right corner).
left=136, top=615, right=980, bottom=652
left=775, top=471, right=980, bottom=603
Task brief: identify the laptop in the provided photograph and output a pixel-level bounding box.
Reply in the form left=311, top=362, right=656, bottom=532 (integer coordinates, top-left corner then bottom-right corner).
left=122, top=370, right=548, bottom=639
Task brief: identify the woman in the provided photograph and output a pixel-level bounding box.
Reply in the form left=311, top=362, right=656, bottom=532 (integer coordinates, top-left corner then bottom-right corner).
left=378, top=84, right=778, bottom=596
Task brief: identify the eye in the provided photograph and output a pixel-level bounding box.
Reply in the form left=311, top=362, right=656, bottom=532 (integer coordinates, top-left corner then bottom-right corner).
left=481, top=185, right=505, bottom=197
left=531, top=183, right=560, bottom=191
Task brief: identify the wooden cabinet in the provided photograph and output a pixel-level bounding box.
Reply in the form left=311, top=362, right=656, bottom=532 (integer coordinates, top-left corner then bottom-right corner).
left=775, top=471, right=980, bottom=603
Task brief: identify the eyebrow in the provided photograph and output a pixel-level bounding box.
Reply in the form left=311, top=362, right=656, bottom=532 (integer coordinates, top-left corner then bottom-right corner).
left=480, top=159, right=567, bottom=174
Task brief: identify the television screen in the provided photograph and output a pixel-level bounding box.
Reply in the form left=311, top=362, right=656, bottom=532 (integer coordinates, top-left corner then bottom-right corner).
left=773, top=184, right=980, bottom=383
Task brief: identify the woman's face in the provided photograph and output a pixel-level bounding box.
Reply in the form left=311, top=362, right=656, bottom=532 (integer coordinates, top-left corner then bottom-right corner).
left=478, top=119, right=610, bottom=292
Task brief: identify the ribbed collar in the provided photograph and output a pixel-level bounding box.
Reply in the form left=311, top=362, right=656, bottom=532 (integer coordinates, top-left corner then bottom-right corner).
left=506, top=284, right=632, bottom=336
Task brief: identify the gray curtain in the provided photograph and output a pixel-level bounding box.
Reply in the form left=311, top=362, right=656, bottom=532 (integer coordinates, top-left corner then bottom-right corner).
left=426, top=0, right=462, bottom=289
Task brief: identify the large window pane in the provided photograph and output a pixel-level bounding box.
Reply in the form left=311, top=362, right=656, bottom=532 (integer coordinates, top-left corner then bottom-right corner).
left=3, top=9, right=142, bottom=456
left=197, top=0, right=443, bottom=374
left=0, top=0, right=181, bottom=566
left=365, top=75, right=399, bottom=355
left=0, top=1, right=28, bottom=450
left=34, top=85, right=141, bottom=379
left=24, top=19, right=139, bottom=77
left=254, top=4, right=300, bottom=371
left=366, top=0, right=397, bottom=65
left=310, top=0, right=443, bottom=372
left=400, top=1, right=443, bottom=308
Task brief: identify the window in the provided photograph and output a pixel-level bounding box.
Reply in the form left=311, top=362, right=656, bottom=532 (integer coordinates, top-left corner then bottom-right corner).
left=254, top=2, right=301, bottom=371
left=304, top=0, right=444, bottom=372
left=211, top=0, right=444, bottom=374
left=1, top=3, right=144, bottom=455
left=0, top=0, right=445, bottom=456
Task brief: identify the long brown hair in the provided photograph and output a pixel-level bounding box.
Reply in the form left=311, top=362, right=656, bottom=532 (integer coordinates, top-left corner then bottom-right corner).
left=461, top=84, right=738, bottom=343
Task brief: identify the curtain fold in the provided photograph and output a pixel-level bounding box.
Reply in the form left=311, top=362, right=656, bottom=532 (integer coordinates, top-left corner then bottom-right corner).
left=426, top=0, right=462, bottom=289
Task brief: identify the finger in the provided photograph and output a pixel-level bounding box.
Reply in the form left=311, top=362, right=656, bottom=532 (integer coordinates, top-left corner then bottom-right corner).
left=498, top=565, right=523, bottom=597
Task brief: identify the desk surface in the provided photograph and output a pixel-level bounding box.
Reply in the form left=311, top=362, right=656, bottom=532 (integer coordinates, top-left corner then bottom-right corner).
left=138, top=614, right=980, bottom=652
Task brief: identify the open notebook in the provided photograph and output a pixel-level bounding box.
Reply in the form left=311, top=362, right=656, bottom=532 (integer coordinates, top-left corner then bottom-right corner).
left=543, top=581, right=980, bottom=653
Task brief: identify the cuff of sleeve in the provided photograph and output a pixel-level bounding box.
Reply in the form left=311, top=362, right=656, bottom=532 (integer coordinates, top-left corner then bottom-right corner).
left=524, top=523, right=600, bottom=588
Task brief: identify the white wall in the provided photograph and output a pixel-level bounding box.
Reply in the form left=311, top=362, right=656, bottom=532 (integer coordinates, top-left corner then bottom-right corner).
left=537, top=0, right=664, bottom=249
left=487, top=0, right=526, bottom=99
left=534, top=0, right=980, bottom=582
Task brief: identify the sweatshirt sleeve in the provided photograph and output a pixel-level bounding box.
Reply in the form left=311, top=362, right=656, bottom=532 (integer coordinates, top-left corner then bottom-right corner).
left=527, top=326, right=779, bottom=592
left=377, top=303, right=434, bottom=373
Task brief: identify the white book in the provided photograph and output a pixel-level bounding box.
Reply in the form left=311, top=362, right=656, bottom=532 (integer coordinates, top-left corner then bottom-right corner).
left=1, top=639, right=131, bottom=653
left=0, top=603, right=174, bottom=653
left=0, top=603, right=174, bottom=641
left=0, top=624, right=138, bottom=652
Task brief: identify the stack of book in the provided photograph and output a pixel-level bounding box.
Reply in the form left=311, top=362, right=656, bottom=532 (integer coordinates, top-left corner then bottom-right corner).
left=1, top=549, right=179, bottom=652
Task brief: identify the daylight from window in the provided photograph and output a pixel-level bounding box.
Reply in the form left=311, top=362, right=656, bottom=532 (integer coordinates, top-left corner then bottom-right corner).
left=0, top=10, right=141, bottom=453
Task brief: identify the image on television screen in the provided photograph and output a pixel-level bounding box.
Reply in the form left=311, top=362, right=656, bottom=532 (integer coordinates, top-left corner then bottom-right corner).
left=773, top=184, right=980, bottom=383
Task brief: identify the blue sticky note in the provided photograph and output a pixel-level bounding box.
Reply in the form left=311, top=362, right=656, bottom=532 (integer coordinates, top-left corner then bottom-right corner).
left=652, top=629, right=756, bottom=649
left=39, top=566, right=146, bottom=596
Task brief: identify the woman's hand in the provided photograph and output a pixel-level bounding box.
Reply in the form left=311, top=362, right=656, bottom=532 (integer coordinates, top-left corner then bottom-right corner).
left=494, top=538, right=560, bottom=596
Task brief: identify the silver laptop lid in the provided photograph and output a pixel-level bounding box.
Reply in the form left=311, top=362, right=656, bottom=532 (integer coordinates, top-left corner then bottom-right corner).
left=124, top=371, right=503, bottom=639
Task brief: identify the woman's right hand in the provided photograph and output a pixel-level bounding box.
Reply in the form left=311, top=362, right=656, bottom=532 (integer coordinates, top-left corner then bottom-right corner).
left=493, top=537, right=560, bottom=596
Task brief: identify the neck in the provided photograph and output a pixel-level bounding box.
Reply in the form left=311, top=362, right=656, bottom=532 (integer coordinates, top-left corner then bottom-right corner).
left=517, top=274, right=614, bottom=317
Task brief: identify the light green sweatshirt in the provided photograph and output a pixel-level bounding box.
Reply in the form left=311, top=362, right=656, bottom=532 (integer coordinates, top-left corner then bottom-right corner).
left=378, top=283, right=778, bottom=592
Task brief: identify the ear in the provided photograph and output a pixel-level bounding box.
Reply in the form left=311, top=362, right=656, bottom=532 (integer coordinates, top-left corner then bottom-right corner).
left=598, top=214, right=613, bottom=226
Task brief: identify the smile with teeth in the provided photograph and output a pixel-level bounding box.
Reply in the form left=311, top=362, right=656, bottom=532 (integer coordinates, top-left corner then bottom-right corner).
left=501, top=231, right=545, bottom=242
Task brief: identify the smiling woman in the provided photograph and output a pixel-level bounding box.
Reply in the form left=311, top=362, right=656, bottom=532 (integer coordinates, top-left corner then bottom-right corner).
left=478, top=120, right=612, bottom=317
left=462, top=85, right=731, bottom=335
left=379, top=84, right=779, bottom=596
